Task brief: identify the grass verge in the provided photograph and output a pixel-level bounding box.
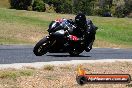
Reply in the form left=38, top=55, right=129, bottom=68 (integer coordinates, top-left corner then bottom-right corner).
left=0, top=8, right=132, bottom=48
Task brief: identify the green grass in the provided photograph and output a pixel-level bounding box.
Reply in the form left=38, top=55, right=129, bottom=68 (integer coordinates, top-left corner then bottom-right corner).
left=91, top=17, right=132, bottom=47
left=0, top=69, right=34, bottom=79
left=0, top=8, right=50, bottom=27
left=0, top=8, right=131, bottom=48
left=0, top=69, right=34, bottom=88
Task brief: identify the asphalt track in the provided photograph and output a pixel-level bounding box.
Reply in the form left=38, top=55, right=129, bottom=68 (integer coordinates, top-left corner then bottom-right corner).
left=0, top=45, right=132, bottom=64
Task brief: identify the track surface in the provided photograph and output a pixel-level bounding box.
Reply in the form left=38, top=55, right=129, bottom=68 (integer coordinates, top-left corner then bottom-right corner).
left=0, top=45, right=132, bottom=64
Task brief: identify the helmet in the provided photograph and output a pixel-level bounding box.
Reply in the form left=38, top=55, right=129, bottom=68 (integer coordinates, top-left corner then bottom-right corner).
left=75, top=13, right=86, bottom=28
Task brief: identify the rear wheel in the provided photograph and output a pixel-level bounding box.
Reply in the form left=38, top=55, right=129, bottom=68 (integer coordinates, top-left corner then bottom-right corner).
left=69, top=48, right=84, bottom=56
left=33, top=37, right=50, bottom=56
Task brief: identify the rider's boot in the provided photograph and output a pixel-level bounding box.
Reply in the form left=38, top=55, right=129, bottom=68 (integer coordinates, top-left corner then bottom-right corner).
left=85, top=47, right=92, bottom=52
left=85, top=41, right=93, bottom=52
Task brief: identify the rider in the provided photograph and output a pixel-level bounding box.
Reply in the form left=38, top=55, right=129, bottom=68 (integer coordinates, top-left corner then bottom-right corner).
left=51, top=13, right=97, bottom=52
left=73, top=13, right=97, bottom=52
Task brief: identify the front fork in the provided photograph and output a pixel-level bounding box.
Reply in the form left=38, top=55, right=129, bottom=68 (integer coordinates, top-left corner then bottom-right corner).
left=45, top=35, right=56, bottom=49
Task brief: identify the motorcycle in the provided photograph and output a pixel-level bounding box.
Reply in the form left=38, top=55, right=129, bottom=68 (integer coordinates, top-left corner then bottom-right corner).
left=33, top=19, right=97, bottom=56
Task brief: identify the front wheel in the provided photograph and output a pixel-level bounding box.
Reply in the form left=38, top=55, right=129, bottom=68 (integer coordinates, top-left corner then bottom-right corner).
left=33, top=37, right=50, bottom=56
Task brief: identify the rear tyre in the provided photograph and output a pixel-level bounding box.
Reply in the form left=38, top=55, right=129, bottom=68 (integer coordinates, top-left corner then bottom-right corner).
left=33, top=37, right=50, bottom=56
left=69, top=49, right=83, bottom=56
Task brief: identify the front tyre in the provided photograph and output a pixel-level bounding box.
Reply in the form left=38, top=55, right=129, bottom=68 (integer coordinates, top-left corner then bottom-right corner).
left=33, top=37, right=50, bottom=56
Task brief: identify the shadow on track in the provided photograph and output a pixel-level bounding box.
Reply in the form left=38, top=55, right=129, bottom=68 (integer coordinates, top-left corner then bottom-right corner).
left=47, top=55, right=91, bottom=57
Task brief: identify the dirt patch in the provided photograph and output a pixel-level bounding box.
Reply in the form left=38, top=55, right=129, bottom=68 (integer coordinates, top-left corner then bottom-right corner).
left=94, top=39, right=132, bottom=48
left=0, top=61, right=131, bottom=88
left=0, top=21, right=47, bottom=44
